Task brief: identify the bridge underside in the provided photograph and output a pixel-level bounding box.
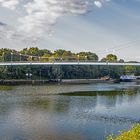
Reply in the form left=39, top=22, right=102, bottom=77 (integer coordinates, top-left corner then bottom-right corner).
left=0, top=62, right=140, bottom=66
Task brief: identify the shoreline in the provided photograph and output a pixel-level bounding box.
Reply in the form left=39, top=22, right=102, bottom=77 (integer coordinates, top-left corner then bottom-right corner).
left=0, top=79, right=140, bottom=86
left=0, top=79, right=120, bottom=86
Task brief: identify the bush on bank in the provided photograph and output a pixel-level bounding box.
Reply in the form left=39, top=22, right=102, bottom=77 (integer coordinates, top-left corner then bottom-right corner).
left=106, top=124, right=140, bottom=140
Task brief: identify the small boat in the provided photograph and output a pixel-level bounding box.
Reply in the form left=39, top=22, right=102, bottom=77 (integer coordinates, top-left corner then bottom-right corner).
left=120, top=75, right=136, bottom=82
left=136, top=76, right=140, bottom=79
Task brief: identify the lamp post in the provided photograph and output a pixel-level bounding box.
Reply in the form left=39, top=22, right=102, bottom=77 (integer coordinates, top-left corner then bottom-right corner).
left=2, top=52, right=4, bottom=62
left=11, top=52, right=13, bottom=62
left=52, top=56, right=54, bottom=63
left=20, top=53, right=21, bottom=62
left=39, top=57, right=41, bottom=62
left=85, top=56, right=87, bottom=62
left=107, top=60, right=110, bottom=79
left=77, top=55, right=80, bottom=62
left=30, top=56, right=32, bottom=62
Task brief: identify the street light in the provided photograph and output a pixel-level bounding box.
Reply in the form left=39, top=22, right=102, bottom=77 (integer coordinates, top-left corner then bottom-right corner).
left=77, top=55, right=80, bottom=62
left=2, top=52, right=4, bottom=62
left=85, top=56, right=87, bottom=61
left=30, top=56, right=32, bottom=62
left=19, top=53, right=22, bottom=62
left=11, top=52, right=13, bottom=62
left=60, top=57, right=63, bottom=62
left=39, top=56, right=41, bottom=62
left=26, top=73, right=32, bottom=80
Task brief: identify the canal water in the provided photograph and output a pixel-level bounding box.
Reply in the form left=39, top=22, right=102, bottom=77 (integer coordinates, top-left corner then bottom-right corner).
left=0, top=82, right=140, bottom=140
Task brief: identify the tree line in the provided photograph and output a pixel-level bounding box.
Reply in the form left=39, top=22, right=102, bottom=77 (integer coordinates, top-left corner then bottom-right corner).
left=0, top=47, right=139, bottom=80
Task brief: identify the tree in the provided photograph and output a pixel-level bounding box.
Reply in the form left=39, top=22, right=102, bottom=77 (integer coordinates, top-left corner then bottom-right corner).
left=124, top=65, right=136, bottom=74
left=77, top=52, right=98, bottom=61
left=101, top=54, right=118, bottom=62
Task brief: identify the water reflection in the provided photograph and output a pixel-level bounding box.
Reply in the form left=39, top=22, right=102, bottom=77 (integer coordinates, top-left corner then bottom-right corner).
left=0, top=83, right=139, bottom=140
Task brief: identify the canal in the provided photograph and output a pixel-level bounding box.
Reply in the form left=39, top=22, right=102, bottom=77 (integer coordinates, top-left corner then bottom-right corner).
left=0, top=82, right=140, bottom=140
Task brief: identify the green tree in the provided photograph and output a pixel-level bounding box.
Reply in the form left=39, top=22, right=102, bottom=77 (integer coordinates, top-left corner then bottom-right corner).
left=124, top=65, right=136, bottom=74
left=77, top=52, right=98, bottom=61
left=101, top=54, right=118, bottom=62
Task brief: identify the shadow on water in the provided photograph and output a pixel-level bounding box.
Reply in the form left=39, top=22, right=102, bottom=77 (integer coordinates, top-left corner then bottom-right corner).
left=57, top=88, right=140, bottom=124
left=58, top=89, right=139, bottom=97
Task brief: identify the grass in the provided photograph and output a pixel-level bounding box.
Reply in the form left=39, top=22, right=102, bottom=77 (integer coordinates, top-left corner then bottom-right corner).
left=106, top=124, right=140, bottom=140
left=0, top=86, right=15, bottom=90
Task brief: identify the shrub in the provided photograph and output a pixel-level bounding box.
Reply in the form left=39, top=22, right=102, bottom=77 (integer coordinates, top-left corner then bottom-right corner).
left=106, top=124, right=140, bottom=140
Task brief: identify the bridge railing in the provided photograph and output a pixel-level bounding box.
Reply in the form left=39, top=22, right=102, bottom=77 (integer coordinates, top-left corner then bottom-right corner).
left=0, top=60, right=139, bottom=63
left=0, top=59, right=100, bottom=63
left=0, top=54, right=139, bottom=64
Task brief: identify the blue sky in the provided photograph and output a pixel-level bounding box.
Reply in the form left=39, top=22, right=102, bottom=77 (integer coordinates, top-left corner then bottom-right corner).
left=0, top=0, right=140, bottom=61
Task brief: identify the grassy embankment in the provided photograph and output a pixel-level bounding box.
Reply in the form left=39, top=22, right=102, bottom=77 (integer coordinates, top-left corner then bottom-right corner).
left=106, top=124, right=140, bottom=140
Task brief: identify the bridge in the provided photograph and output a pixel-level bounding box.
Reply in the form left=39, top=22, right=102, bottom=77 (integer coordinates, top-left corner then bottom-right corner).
left=0, top=51, right=140, bottom=66
left=0, top=62, right=140, bottom=66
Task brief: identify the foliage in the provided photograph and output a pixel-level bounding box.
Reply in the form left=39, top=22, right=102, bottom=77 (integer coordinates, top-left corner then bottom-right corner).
left=124, top=66, right=136, bottom=74
left=106, top=124, right=140, bottom=140
left=101, top=54, right=118, bottom=62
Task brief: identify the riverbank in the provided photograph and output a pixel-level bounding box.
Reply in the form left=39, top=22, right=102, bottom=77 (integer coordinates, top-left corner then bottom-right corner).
left=0, top=79, right=119, bottom=85
left=61, top=79, right=119, bottom=84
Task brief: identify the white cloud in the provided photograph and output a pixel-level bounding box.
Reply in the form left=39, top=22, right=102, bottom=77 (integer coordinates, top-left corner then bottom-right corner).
left=94, top=0, right=111, bottom=8
left=0, top=0, right=111, bottom=40
left=0, top=0, right=19, bottom=10
left=94, top=1, right=103, bottom=8
left=18, top=0, right=90, bottom=39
